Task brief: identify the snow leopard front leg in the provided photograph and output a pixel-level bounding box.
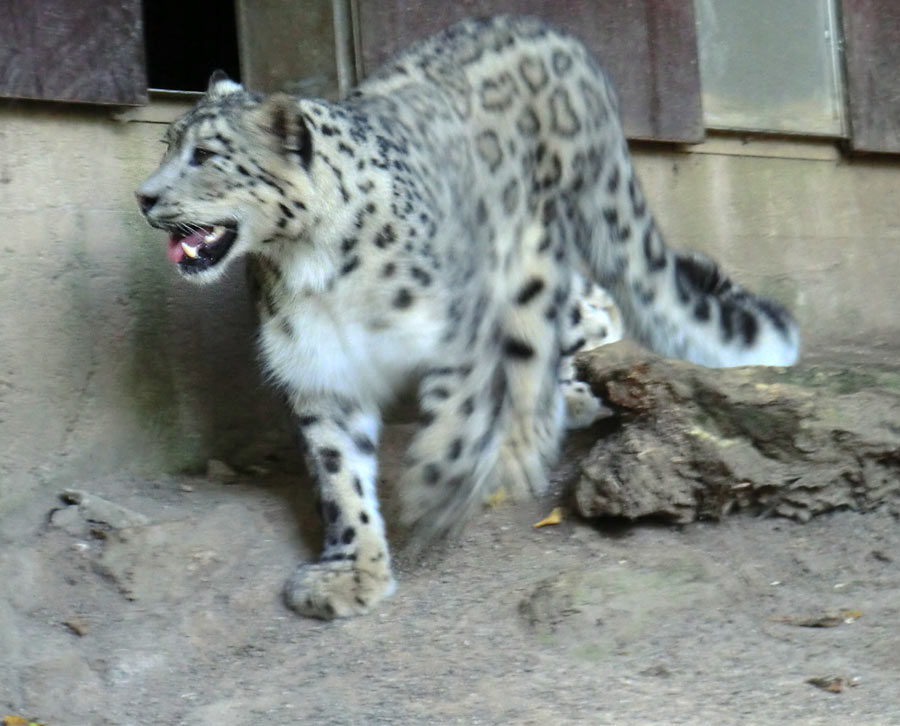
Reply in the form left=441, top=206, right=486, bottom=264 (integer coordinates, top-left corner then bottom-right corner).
left=283, top=395, right=396, bottom=618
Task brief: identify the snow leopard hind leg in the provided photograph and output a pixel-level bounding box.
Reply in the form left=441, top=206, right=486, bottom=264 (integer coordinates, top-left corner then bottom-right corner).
left=398, top=222, right=573, bottom=542
left=397, top=330, right=511, bottom=543
left=491, top=222, right=575, bottom=502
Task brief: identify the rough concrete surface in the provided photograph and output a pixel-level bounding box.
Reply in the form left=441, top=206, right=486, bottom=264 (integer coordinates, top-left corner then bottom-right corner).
left=2, top=386, right=900, bottom=725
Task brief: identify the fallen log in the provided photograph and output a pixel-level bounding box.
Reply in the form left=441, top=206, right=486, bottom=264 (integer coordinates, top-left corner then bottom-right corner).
left=572, top=343, right=900, bottom=523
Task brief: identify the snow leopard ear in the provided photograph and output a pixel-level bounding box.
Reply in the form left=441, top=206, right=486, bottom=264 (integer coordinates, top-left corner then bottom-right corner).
left=206, top=69, right=243, bottom=97
left=256, top=92, right=313, bottom=169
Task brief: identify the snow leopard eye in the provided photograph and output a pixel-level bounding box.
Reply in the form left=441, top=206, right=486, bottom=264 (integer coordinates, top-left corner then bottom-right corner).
left=190, top=147, right=218, bottom=166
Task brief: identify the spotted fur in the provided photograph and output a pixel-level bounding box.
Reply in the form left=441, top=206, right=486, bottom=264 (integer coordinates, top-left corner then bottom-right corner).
left=136, top=16, right=799, bottom=619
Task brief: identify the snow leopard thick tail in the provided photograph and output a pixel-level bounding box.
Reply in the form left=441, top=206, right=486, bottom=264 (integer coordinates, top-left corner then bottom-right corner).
left=576, top=148, right=800, bottom=369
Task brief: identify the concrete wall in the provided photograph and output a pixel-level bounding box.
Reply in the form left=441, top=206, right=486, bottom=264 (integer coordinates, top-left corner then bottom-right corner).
left=1, top=100, right=898, bottom=511
left=635, top=137, right=900, bottom=345
left=0, top=100, right=290, bottom=512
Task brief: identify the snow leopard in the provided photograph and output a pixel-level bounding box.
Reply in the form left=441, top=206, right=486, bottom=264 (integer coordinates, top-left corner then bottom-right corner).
left=135, top=15, right=800, bottom=618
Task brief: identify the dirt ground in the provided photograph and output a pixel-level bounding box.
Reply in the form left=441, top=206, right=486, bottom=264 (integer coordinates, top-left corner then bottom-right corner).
left=2, top=401, right=899, bottom=725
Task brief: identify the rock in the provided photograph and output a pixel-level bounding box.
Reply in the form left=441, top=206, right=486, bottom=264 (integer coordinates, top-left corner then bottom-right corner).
left=60, top=489, right=150, bottom=529
left=21, top=653, right=104, bottom=723
left=92, top=503, right=263, bottom=603
left=94, top=520, right=223, bottom=602
left=48, top=505, right=90, bottom=536
left=518, top=570, right=585, bottom=634
left=0, top=599, right=23, bottom=673
left=573, top=344, right=900, bottom=523
left=206, top=458, right=238, bottom=483
left=62, top=616, right=90, bottom=636
left=517, top=557, right=725, bottom=660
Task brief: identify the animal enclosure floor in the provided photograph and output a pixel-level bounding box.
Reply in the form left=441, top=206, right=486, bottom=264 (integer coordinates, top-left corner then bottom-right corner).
left=2, top=440, right=898, bottom=725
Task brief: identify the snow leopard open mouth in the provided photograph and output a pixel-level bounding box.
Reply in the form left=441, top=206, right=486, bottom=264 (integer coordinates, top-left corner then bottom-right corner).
left=165, top=223, right=238, bottom=274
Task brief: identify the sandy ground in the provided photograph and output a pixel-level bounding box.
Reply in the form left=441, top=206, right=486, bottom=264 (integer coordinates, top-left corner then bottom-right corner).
left=2, top=416, right=899, bottom=725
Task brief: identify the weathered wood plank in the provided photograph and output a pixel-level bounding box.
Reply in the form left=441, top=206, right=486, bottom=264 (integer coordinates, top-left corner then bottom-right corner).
left=841, top=0, right=900, bottom=153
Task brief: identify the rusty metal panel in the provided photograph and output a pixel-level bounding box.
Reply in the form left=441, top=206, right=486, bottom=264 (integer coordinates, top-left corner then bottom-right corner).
left=840, top=0, right=900, bottom=153
left=354, top=0, right=703, bottom=142
left=237, top=0, right=346, bottom=99
left=0, top=0, right=146, bottom=105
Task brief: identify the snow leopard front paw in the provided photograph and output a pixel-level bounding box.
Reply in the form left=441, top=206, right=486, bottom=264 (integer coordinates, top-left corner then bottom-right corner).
left=283, top=559, right=397, bottom=619
left=563, top=379, right=613, bottom=430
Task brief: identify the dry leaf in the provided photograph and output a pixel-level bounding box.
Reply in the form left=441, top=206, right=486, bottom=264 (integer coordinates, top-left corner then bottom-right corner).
left=771, top=609, right=862, bottom=628
left=63, top=617, right=89, bottom=636
left=487, top=488, right=510, bottom=508
left=807, top=676, right=844, bottom=693
left=533, top=507, right=563, bottom=528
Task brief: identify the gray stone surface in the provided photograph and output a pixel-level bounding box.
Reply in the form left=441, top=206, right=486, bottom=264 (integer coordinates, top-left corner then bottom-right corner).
left=61, top=488, right=151, bottom=528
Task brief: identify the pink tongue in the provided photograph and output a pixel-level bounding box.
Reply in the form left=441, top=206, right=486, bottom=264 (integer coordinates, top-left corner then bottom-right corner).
left=166, top=229, right=205, bottom=264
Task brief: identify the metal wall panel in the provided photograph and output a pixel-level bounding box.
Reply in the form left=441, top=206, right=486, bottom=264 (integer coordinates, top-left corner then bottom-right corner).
left=354, top=0, right=704, bottom=143
left=0, top=0, right=146, bottom=105
left=237, top=0, right=349, bottom=99
left=695, top=0, right=845, bottom=137
left=841, top=0, right=900, bottom=153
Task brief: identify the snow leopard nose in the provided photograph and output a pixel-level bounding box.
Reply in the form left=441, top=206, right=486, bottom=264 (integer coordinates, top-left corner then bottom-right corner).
left=136, top=192, right=159, bottom=216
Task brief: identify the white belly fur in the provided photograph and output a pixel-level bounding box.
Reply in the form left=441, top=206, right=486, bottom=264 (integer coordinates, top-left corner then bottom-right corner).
left=258, top=297, right=443, bottom=407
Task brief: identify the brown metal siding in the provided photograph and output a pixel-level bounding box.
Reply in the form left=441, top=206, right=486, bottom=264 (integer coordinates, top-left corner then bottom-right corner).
left=0, top=0, right=147, bottom=105
left=841, top=0, right=900, bottom=153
